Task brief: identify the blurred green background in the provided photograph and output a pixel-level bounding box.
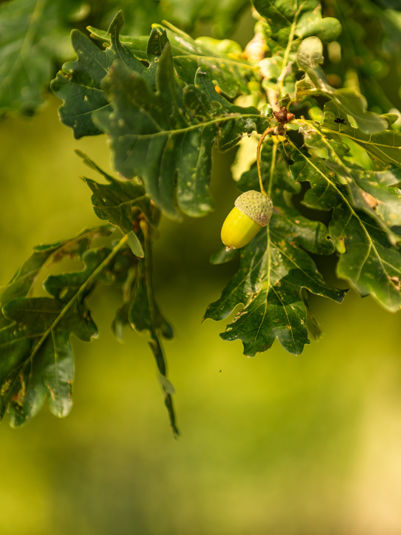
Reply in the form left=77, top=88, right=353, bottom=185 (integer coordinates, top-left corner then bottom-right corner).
left=1, top=5, right=401, bottom=535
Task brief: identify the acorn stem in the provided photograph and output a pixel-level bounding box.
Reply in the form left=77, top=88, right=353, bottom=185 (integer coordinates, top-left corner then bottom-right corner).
left=256, top=126, right=274, bottom=196
left=268, top=138, right=278, bottom=197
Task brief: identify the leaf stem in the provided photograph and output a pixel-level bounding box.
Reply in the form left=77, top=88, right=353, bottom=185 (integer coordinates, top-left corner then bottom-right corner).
left=275, top=4, right=303, bottom=101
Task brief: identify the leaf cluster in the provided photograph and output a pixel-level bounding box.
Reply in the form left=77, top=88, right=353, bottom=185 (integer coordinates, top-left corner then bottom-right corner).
left=1, top=0, right=401, bottom=430
left=206, top=0, right=401, bottom=354
left=0, top=157, right=177, bottom=432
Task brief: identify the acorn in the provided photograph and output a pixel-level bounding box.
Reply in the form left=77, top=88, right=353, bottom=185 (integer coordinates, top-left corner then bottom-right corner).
left=220, top=190, right=273, bottom=249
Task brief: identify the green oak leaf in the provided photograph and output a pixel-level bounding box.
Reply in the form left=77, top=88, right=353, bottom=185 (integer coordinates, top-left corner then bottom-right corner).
left=0, top=314, right=75, bottom=426
left=330, top=205, right=401, bottom=311
left=322, top=104, right=401, bottom=167
left=51, top=12, right=148, bottom=138
left=288, top=138, right=401, bottom=311
left=299, top=117, right=401, bottom=241
left=71, top=151, right=177, bottom=432
left=50, top=29, right=113, bottom=137
left=76, top=150, right=159, bottom=236
left=87, top=21, right=255, bottom=99
left=332, top=164, right=401, bottom=239
left=0, top=292, right=95, bottom=426
left=297, top=37, right=388, bottom=134
left=93, top=41, right=262, bottom=219
left=206, top=208, right=343, bottom=356
left=0, top=228, right=124, bottom=426
left=350, top=169, right=401, bottom=234
left=77, top=150, right=178, bottom=431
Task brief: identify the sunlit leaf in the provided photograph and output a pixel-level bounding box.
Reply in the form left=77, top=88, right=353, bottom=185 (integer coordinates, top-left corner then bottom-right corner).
left=288, top=137, right=401, bottom=311
left=322, top=104, right=401, bottom=167
left=297, top=37, right=388, bottom=134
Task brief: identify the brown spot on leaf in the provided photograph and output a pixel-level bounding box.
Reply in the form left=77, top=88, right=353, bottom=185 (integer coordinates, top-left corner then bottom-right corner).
left=389, top=276, right=401, bottom=291
left=361, top=190, right=379, bottom=209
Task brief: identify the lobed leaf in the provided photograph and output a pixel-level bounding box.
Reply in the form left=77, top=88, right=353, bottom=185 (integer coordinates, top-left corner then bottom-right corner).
left=297, top=37, right=388, bottom=134
left=78, top=154, right=159, bottom=234
left=93, top=43, right=263, bottom=219
left=51, top=12, right=148, bottom=138
left=0, top=228, right=123, bottom=426
left=288, top=135, right=401, bottom=311
left=322, top=104, right=401, bottom=168
left=331, top=205, right=401, bottom=311
left=206, top=207, right=343, bottom=356
left=300, top=116, right=401, bottom=241
left=87, top=20, right=255, bottom=98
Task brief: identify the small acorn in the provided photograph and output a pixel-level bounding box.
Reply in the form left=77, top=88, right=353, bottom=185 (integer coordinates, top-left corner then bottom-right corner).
left=220, top=190, right=273, bottom=250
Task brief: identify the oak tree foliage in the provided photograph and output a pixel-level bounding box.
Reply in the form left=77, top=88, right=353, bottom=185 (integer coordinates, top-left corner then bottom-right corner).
left=1, top=0, right=400, bottom=431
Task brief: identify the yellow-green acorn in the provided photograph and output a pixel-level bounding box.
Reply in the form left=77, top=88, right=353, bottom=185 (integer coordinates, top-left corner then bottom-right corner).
left=220, top=190, right=273, bottom=249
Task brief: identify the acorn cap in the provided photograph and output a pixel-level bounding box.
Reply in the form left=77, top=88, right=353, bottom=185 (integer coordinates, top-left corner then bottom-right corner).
left=234, top=190, right=273, bottom=227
